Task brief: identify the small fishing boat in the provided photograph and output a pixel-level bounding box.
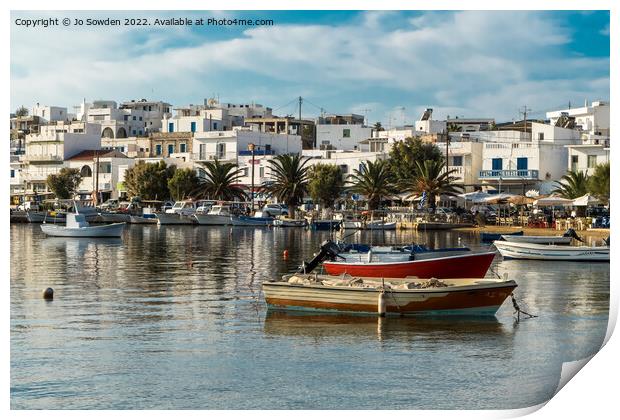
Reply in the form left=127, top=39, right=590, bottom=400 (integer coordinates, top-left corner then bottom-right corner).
left=97, top=212, right=131, bottom=223
left=310, top=220, right=341, bottom=230
left=231, top=215, right=274, bottom=227
left=193, top=205, right=234, bottom=225
left=499, top=228, right=580, bottom=245
left=480, top=230, right=524, bottom=242
left=493, top=241, right=609, bottom=261
left=263, top=274, right=517, bottom=316
left=365, top=220, right=397, bottom=230
left=27, top=210, right=67, bottom=224
left=323, top=251, right=496, bottom=278
left=337, top=244, right=472, bottom=263
left=416, top=221, right=473, bottom=230
left=155, top=200, right=213, bottom=225
left=341, top=220, right=364, bottom=229
left=129, top=214, right=158, bottom=224
left=41, top=212, right=125, bottom=237
left=272, top=218, right=307, bottom=227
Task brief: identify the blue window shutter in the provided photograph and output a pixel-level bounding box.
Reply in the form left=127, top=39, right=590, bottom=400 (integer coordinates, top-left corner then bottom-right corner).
left=517, top=157, right=528, bottom=170
left=168, top=122, right=174, bottom=132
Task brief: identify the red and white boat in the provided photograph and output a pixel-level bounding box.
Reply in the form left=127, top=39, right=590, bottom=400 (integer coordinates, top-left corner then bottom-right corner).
left=322, top=252, right=496, bottom=279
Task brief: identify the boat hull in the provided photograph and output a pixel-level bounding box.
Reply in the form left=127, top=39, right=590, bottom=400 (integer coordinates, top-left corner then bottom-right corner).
left=310, top=220, right=341, bottom=230
left=365, top=221, right=397, bottom=230
left=499, top=235, right=572, bottom=245
left=97, top=213, right=131, bottom=223
left=231, top=216, right=273, bottom=226
left=129, top=215, right=157, bottom=224
left=494, top=241, right=609, bottom=261
left=40, top=222, right=126, bottom=237
left=272, top=219, right=307, bottom=227
left=193, top=214, right=232, bottom=225
left=263, top=278, right=516, bottom=316
left=155, top=213, right=196, bottom=225
left=26, top=211, right=66, bottom=223
left=323, top=252, right=496, bottom=279
left=416, top=222, right=473, bottom=230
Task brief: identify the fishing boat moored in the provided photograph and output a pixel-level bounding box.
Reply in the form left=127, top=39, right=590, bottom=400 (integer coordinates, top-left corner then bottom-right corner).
left=263, top=274, right=517, bottom=316
left=493, top=240, right=609, bottom=261
left=481, top=230, right=523, bottom=242
left=41, top=212, right=125, bottom=237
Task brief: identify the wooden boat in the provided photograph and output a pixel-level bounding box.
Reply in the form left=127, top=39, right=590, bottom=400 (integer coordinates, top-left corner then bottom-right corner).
left=231, top=215, right=274, bottom=226
left=322, top=251, right=496, bottom=279
left=129, top=214, right=158, bottom=224
left=480, top=230, right=524, bottom=242
left=10, top=210, right=29, bottom=223
left=493, top=241, right=609, bottom=261
left=97, top=212, right=131, bottom=223
left=26, top=210, right=67, bottom=223
left=272, top=218, right=307, bottom=227
left=41, top=212, right=125, bottom=237
left=499, top=235, right=572, bottom=245
left=263, top=274, right=517, bottom=316
left=193, top=205, right=233, bottom=225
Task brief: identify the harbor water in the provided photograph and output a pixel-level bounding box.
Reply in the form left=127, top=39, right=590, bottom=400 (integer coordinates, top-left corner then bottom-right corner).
left=10, top=224, right=609, bottom=409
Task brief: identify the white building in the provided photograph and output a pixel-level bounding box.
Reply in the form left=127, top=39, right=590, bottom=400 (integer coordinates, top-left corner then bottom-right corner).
left=315, top=124, right=372, bottom=151
left=192, top=128, right=303, bottom=187
left=475, top=122, right=581, bottom=194
left=65, top=150, right=135, bottom=200
left=435, top=137, right=483, bottom=189
left=303, top=149, right=387, bottom=185
left=21, top=122, right=101, bottom=193
left=546, top=100, right=610, bottom=138
left=80, top=100, right=148, bottom=138
left=414, top=108, right=447, bottom=134
left=163, top=107, right=226, bottom=133
left=565, top=141, right=610, bottom=176
left=31, top=104, right=68, bottom=123
left=120, top=99, right=172, bottom=134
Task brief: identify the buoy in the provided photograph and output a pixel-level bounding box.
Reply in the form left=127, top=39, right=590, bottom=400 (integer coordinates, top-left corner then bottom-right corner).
left=378, top=291, right=386, bottom=317
left=283, top=249, right=289, bottom=259
left=43, top=287, right=54, bottom=300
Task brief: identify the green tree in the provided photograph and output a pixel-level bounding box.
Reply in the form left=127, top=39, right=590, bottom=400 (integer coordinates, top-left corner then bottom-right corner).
left=46, top=168, right=82, bottom=199
left=387, top=137, right=443, bottom=182
left=552, top=170, right=589, bottom=199
left=124, top=160, right=176, bottom=200
left=308, top=164, right=343, bottom=208
left=194, top=159, right=247, bottom=201
left=263, top=154, right=311, bottom=218
left=373, top=122, right=384, bottom=132
left=588, top=162, right=610, bottom=204
left=15, top=106, right=29, bottom=117
left=348, top=159, right=395, bottom=210
left=168, top=168, right=200, bottom=201
left=401, top=159, right=463, bottom=212
left=447, top=123, right=462, bottom=132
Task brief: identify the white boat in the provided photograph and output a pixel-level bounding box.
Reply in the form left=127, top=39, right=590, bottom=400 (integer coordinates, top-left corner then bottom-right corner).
left=272, top=218, right=307, bottom=227
left=41, top=212, right=125, bottom=237
left=365, top=220, right=397, bottom=230
left=193, top=205, right=233, bottom=225
left=341, top=220, right=364, bottom=229
left=155, top=200, right=209, bottom=225
left=494, top=240, right=609, bottom=261
left=97, top=212, right=131, bottom=223
left=129, top=214, right=158, bottom=224
left=231, top=214, right=274, bottom=226
left=499, top=235, right=573, bottom=245
left=26, top=210, right=66, bottom=223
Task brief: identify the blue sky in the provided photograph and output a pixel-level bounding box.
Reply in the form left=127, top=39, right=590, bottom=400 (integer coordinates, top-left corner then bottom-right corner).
left=11, top=10, right=610, bottom=124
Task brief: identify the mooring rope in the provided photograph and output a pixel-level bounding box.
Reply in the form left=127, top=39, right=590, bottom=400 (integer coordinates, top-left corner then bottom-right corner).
left=510, top=293, right=538, bottom=322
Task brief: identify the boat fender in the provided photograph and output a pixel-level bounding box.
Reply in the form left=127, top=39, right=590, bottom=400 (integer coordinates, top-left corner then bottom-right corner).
left=43, top=287, right=54, bottom=300
left=378, top=292, right=387, bottom=317
left=367, top=250, right=373, bottom=263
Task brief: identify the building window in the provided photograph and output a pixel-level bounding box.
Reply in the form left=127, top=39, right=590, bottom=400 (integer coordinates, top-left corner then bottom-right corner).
left=213, top=122, right=218, bottom=130
left=241, top=167, right=249, bottom=177
left=517, top=157, right=528, bottom=171
left=10, top=169, right=15, bottom=178
left=452, top=156, right=463, bottom=167
left=80, top=165, right=92, bottom=177
left=132, top=130, right=137, bottom=135
left=168, top=144, right=174, bottom=156
left=571, top=155, right=579, bottom=171
left=139, top=117, right=143, bottom=121
left=538, top=132, right=544, bottom=140
left=124, top=115, right=129, bottom=121
left=155, top=144, right=162, bottom=155
left=132, top=116, right=136, bottom=121
left=492, top=158, right=503, bottom=171
left=587, top=155, right=597, bottom=168
left=168, top=122, right=174, bottom=132
left=216, top=143, right=226, bottom=159
left=343, top=129, right=351, bottom=138
left=259, top=166, right=265, bottom=178
left=180, top=143, right=187, bottom=153
left=190, top=122, right=197, bottom=133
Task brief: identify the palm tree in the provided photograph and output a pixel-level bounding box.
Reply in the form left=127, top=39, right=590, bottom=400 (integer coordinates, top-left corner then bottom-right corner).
left=262, top=154, right=311, bottom=218
left=373, top=122, right=384, bottom=132
left=194, top=159, right=247, bottom=201
left=447, top=123, right=462, bottom=132
left=402, top=159, right=463, bottom=212
left=588, top=162, right=610, bottom=204
left=553, top=170, right=589, bottom=199
left=348, top=160, right=395, bottom=210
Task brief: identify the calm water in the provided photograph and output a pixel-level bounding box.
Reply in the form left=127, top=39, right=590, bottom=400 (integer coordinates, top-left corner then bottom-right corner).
left=10, top=224, right=609, bottom=409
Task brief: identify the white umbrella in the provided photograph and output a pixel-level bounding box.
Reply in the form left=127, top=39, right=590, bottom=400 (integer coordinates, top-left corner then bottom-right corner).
left=533, top=196, right=574, bottom=206
left=572, top=194, right=600, bottom=206
left=483, top=193, right=518, bottom=204
left=458, top=191, right=492, bottom=204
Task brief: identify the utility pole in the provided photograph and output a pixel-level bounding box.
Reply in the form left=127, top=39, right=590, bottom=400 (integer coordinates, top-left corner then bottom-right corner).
left=445, top=130, right=450, bottom=175
left=248, top=143, right=255, bottom=214
left=520, top=105, right=531, bottom=134
left=298, top=96, right=303, bottom=121
left=361, top=108, right=372, bottom=126
left=94, top=150, right=100, bottom=206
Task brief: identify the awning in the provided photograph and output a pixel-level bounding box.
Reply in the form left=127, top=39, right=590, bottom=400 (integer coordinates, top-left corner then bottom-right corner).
left=572, top=194, right=600, bottom=206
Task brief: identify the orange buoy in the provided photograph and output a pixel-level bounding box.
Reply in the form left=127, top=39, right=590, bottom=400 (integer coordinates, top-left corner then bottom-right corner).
left=283, top=249, right=289, bottom=259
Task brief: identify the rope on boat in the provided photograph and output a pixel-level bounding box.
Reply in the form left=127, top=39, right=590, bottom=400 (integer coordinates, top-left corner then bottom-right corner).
left=510, top=293, right=537, bottom=322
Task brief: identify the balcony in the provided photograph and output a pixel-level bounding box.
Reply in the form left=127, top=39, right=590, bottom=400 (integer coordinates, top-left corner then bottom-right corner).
left=478, top=169, right=539, bottom=180
left=22, top=154, right=64, bottom=164
left=192, top=152, right=237, bottom=162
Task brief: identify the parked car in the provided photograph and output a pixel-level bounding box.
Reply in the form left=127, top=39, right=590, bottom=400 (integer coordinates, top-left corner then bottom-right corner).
left=262, top=204, right=289, bottom=217
left=100, top=199, right=119, bottom=210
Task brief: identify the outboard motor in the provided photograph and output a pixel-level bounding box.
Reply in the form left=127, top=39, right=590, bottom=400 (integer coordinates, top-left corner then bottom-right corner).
left=563, top=228, right=584, bottom=243
left=297, top=240, right=343, bottom=274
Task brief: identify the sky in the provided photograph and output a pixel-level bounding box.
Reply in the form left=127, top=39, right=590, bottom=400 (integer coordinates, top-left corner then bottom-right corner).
left=10, top=10, right=610, bottom=125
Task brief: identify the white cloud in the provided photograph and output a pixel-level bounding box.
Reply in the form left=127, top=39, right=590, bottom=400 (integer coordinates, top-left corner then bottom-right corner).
left=10, top=10, right=609, bottom=121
